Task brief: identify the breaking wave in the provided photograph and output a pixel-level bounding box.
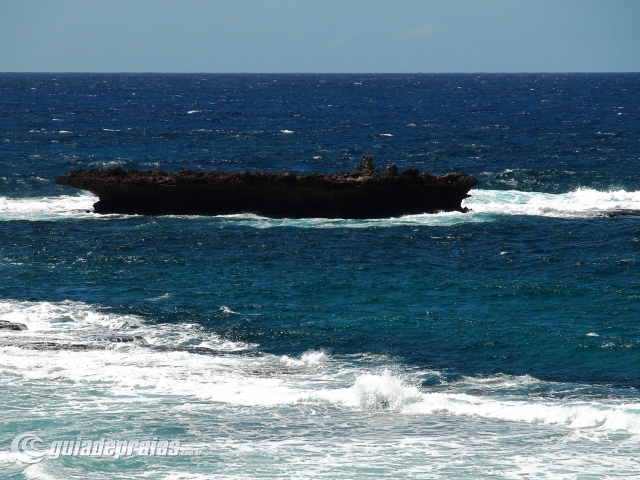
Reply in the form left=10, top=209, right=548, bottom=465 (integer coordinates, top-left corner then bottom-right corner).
left=2, top=300, right=640, bottom=435
left=0, top=193, right=99, bottom=221
left=464, top=188, right=640, bottom=218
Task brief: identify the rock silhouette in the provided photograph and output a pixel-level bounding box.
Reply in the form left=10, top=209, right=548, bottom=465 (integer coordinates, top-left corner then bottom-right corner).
left=56, top=156, right=478, bottom=218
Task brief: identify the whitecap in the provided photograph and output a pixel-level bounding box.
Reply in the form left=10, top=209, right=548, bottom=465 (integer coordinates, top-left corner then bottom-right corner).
left=0, top=193, right=98, bottom=221
left=463, top=188, right=640, bottom=218
left=219, top=306, right=240, bottom=315
left=403, top=392, right=640, bottom=434
left=149, top=293, right=174, bottom=301
left=209, top=211, right=480, bottom=229
left=350, top=371, right=422, bottom=409
left=281, top=350, right=328, bottom=367
left=0, top=299, right=252, bottom=352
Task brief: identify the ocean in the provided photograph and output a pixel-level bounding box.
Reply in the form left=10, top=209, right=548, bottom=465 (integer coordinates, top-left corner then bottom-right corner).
left=1, top=73, right=640, bottom=478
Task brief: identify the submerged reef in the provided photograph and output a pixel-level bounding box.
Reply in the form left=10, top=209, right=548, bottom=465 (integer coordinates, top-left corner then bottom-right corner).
left=56, top=156, right=478, bottom=218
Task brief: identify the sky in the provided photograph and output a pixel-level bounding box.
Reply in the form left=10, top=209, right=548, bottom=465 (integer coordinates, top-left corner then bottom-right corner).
left=1, top=0, right=639, bottom=73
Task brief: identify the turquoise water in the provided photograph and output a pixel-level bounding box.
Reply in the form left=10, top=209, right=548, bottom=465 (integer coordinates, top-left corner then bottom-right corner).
left=1, top=74, right=640, bottom=478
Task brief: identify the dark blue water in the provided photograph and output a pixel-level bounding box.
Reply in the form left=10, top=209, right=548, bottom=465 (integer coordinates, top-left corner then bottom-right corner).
left=2, top=74, right=640, bottom=478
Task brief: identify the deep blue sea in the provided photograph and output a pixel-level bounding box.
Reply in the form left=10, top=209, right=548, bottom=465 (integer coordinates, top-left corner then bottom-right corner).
left=1, top=73, right=640, bottom=478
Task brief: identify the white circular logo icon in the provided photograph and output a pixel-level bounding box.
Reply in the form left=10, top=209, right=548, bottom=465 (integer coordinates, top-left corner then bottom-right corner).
left=11, top=433, right=46, bottom=464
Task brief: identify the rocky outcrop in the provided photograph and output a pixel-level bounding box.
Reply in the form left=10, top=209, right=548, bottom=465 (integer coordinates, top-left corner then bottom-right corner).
left=56, top=156, right=478, bottom=218
left=0, top=321, right=27, bottom=331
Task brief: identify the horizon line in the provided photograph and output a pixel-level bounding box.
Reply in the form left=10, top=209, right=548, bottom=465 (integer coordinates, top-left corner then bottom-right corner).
left=1, top=71, right=639, bottom=75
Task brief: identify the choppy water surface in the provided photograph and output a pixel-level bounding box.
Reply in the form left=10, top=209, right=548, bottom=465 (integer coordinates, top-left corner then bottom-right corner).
left=1, top=73, right=640, bottom=478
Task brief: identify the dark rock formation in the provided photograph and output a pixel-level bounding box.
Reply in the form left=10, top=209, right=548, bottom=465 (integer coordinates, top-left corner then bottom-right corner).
left=56, top=156, right=478, bottom=219
left=605, top=209, right=640, bottom=218
left=0, top=321, right=27, bottom=331
left=95, top=335, right=148, bottom=344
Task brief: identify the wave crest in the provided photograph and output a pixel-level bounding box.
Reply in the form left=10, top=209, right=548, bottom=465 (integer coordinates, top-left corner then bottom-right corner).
left=464, top=188, right=640, bottom=218
left=0, top=193, right=98, bottom=221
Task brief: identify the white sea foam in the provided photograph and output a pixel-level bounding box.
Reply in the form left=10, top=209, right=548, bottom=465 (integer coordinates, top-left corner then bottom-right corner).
left=149, top=292, right=174, bottom=301
left=0, top=193, right=99, bottom=221
left=404, top=392, right=640, bottom=433
left=281, top=350, right=328, bottom=367
left=0, top=451, right=19, bottom=468
left=88, top=159, right=126, bottom=167
left=280, top=129, right=294, bottom=134
left=349, top=371, right=422, bottom=409
left=312, top=372, right=640, bottom=435
left=219, top=306, right=240, bottom=315
left=3, top=301, right=640, bottom=436
left=211, top=211, right=477, bottom=228
left=0, top=299, right=251, bottom=352
left=23, top=464, right=58, bottom=480
left=463, top=188, right=640, bottom=218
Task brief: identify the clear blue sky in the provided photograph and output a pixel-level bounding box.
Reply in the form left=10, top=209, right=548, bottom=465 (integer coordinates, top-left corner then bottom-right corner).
left=1, top=0, right=639, bottom=72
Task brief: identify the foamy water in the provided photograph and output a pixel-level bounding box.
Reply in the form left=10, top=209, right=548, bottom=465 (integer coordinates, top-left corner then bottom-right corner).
left=0, top=193, right=100, bottom=221
left=2, top=300, right=639, bottom=433
left=464, top=188, right=640, bottom=218
left=3, top=187, right=640, bottom=225
left=3, top=299, right=640, bottom=477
